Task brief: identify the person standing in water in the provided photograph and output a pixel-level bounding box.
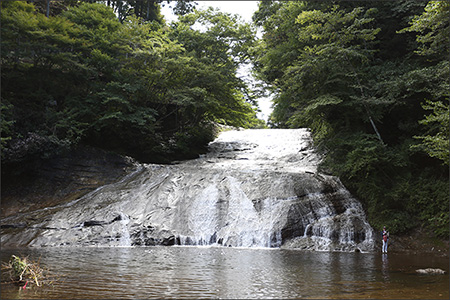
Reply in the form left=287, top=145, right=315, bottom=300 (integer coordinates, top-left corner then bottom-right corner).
left=382, top=226, right=389, bottom=253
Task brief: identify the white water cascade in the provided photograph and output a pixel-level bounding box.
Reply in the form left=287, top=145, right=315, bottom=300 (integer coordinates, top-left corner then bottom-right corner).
left=1, top=129, right=375, bottom=252
left=117, top=212, right=131, bottom=247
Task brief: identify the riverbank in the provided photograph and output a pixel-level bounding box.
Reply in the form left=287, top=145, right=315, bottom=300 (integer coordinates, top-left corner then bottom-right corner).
left=387, top=228, right=449, bottom=258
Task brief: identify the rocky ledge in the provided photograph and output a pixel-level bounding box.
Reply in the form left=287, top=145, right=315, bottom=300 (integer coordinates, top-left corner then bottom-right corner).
left=1, top=146, right=136, bottom=219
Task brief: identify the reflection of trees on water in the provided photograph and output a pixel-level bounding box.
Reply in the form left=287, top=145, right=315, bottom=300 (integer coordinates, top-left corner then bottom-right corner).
left=381, top=253, right=390, bottom=281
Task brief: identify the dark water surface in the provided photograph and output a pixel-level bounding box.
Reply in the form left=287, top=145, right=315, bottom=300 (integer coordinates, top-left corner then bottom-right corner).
left=1, top=247, right=448, bottom=299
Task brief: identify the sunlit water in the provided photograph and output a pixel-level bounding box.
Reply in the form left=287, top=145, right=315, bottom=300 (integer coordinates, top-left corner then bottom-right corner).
left=1, top=247, right=448, bottom=299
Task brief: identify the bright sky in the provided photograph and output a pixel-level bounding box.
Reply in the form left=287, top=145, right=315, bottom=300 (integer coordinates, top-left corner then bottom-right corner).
left=161, top=1, right=258, bottom=23
left=161, top=1, right=273, bottom=122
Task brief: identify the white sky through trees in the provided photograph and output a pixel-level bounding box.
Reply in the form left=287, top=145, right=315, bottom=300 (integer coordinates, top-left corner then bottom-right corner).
left=161, top=1, right=273, bottom=122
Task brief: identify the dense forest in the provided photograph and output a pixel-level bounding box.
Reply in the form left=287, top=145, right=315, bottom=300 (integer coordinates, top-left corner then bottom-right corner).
left=1, top=0, right=264, bottom=165
left=251, top=0, right=449, bottom=237
left=1, top=1, right=448, bottom=238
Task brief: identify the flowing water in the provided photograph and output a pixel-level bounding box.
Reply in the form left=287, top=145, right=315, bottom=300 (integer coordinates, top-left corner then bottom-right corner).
left=1, top=247, right=448, bottom=299
left=1, top=129, right=375, bottom=251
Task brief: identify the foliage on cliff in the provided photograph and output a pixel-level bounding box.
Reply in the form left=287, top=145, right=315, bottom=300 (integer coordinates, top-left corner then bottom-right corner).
left=251, top=0, right=449, bottom=237
left=0, top=1, right=263, bottom=164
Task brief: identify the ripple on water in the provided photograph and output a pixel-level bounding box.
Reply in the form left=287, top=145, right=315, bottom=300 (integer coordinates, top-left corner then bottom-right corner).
left=2, top=247, right=447, bottom=299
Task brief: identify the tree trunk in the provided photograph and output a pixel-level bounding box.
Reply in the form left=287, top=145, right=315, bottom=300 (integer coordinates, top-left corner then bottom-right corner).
left=46, top=0, right=50, bottom=18
left=344, top=55, right=384, bottom=145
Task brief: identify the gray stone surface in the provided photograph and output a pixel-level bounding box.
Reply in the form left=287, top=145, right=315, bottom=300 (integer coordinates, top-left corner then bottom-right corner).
left=1, top=129, right=375, bottom=251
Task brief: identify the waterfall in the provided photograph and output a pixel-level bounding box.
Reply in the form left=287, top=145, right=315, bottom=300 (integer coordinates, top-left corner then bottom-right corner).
left=1, top=129, right=375, bottom=252
left=118, top=213, right=131, bottom=247
left=176, top=177, right=287, bottom=248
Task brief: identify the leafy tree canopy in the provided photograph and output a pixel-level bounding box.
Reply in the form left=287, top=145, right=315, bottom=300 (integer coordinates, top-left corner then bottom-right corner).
left=0, top=1, right=263, bottom=165
left=251, top=0, right=449, bottom=237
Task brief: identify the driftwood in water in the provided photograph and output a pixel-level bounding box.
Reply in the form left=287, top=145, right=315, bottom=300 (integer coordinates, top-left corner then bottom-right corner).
left=1, top=255, right=46, bottom=287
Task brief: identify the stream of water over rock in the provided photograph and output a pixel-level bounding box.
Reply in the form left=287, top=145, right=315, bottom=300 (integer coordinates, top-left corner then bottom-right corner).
left=1, top=129, right=375, bottom=252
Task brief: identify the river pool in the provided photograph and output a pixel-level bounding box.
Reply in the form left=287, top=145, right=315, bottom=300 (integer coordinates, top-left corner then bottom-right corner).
left=1, top=247, right=448, bottom=299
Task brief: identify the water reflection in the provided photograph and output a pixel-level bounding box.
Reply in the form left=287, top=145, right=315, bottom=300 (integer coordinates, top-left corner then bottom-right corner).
left=381, top=253, right=390, bottom=281
left=0, top=247, right=448, bottom=299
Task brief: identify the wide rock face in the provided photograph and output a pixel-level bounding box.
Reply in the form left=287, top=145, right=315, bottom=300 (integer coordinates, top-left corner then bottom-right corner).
left=1, top=129, right=375, bottom=252
left=1, top=146, right=134, bottom=218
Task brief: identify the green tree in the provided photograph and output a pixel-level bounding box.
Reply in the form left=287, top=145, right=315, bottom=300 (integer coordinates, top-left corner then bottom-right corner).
left=1, top=1, right=261, bottom=164
left=400, top=1, right=449, bottom=165
left=400, top=1, right=449, bottom=59
left=251, top=0, right=448, bottom=236
left=1, top=1, right=90, bottom=161
left=251, top=2, right=384, bottom=143
left=414, top=99, right=449, bottom=164
left=102, top=0, right=196, bottom=23
left=168, top=7, right=260, bottom=128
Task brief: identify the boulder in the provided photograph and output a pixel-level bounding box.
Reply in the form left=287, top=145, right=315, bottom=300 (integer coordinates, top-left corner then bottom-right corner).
left=416, top=268, right=446, bottom=275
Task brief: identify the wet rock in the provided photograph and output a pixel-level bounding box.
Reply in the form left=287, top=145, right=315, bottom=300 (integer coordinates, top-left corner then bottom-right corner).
left=82, top=221, right=106, bottom=227
left=416, top=268, right=446, bottom=275
left=1, top=129, right=375, bottom=251
left=1, top=146, right=136, bottom=218
left=0, top=223, right=27, bottom=229
left=162, top=236, right=176, bottom=246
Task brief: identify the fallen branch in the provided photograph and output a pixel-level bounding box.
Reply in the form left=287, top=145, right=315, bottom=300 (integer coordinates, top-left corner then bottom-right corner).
left=1, top=255, right=47, bottom=287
